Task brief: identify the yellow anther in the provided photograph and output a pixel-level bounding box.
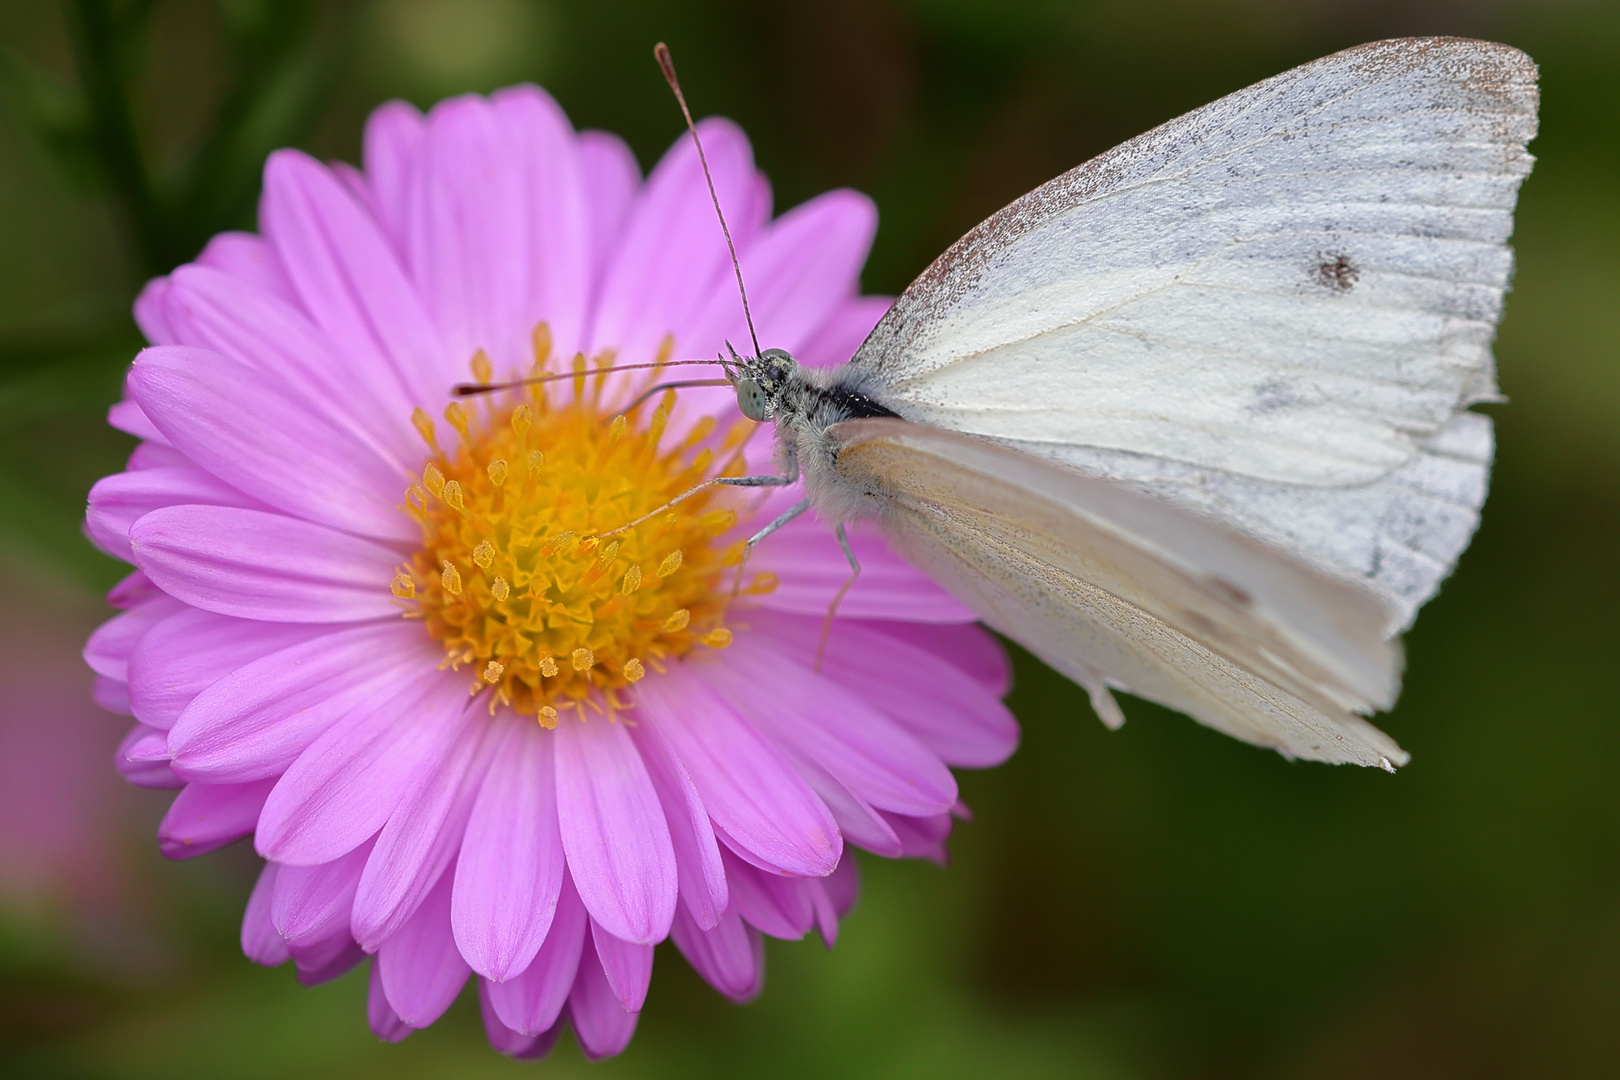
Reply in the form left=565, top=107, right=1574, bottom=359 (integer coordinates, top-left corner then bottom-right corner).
left=481, top=660, right=505, bottom=684
left=531, top=322, right=552, bottom=368
left=487, top=459, right=508, bottom=486
left=621, top=565, right=642, bottom=595
left=702, top=628, right=733, bottom=649
left=599, top=541, right=620, bottom=564
left=657, top=550, right=683, bottom=577
left=571, top=647, right=594, bottom=671
left=527, top=449, right=544, bottom=476
left=663, top=608, right=690, bottom=632
left=655, top=333, right=676, bottom=367
left=472, top=540, right=495, bottom=569
left=720, top=539, right=747, bottom=566
left=442, top=480, right=465, bottom=511
left=512, top=404, right=532, bottom=444
left=443, top=400, right=471, bottom=442
left=700, top=508, right=737, bottom=534
left=411, top=408, right=439, bottom=452
left=422, top=463, right=446, bottom=497
left=470, top=349, right=493, bottom=385
left=540, top=656, right=559, bottom=677
left=623, top=658, right=645, bottom=683
left=609, top=415, right=627, bottom=441
left=441, top=560, right=463, bottom=596
left=538, top=705, right=559, bottom=729
left=390, top=572, right=416, bottom=599
left=746, top=571, right=780, bottom=595
left=491, top=576, right=510, bottom=602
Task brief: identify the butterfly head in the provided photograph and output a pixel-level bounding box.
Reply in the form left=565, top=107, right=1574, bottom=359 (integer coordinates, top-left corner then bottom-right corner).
left=727, top=345, right=800, bottom=423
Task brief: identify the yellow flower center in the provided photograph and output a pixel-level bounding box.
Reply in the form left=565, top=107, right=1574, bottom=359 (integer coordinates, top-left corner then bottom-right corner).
left=393, top=328, right=768, bottom=726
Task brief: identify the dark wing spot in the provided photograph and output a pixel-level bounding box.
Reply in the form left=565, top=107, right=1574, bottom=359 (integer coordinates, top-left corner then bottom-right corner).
left=1315, top=252, right=1360, bottom=292
left=1206, top=576, right=1254, bottom=608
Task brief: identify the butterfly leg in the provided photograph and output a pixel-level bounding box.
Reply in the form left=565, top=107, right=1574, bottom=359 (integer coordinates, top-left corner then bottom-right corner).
left=814, top=523, right=861, bottom=672
left=591, top=446, right=799, bottom=541
left=731, top=496, right=811, bottom=596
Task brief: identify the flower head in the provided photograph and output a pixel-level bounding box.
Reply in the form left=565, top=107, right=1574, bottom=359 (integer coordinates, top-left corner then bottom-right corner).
left=83, top=86, right=1017, bottom=1059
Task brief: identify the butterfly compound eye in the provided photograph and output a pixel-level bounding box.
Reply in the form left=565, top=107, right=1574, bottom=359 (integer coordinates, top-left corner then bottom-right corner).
left=736, top=378, right=771, bottom=422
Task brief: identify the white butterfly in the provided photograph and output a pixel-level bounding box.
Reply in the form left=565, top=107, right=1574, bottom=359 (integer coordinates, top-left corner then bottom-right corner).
left=678, top=38, right=1539, bottom=769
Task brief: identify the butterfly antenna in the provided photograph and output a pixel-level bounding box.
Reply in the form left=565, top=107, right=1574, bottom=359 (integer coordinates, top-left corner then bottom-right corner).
left=655, top=42, right=762, bottom=358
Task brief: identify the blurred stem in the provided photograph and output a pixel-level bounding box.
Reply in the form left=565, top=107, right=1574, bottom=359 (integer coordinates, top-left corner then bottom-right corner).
left=65, top=0, right=176, bottom=276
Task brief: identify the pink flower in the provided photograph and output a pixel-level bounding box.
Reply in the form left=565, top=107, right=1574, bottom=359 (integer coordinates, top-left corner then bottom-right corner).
left=82, top=86, right=1017, bottom=1059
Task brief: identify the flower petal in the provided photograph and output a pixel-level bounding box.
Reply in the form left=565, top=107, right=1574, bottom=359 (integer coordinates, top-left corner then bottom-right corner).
left=479, top=981, right=565, bottom=1059
left=158, top=779, right=276, bottom=859
left=195, top=231, right=297, bottom=302
left=84, top=595, right=185, bottom=681
left=751, top=516, right=977, bottom=622
left=797, top=295, right=891, bottom=369
left=590, top=919, right=654, bottom=1013
left=116, top=723, right=182, bottom=789
left=255, top=667, right=469, bottom=866
left=368, top=961, right=415, bottom=1042
left=362, top=100, right=426, bottom=257
left=634, top=665, right=840, bottom=878
left=452, top=720, right=566, bottom=981
left=671, top=901, right=764, bottom=1003
left=577, top=130, right=639, bottom=290
left=867, top=619, right=1012, bottom=697
left=377, top=866, right=470, bottom=1027
left=630, top=722, right=728, bottom=930
left=352, top=707, right=496, bottom=950
left=719, top=847, right=815, bottom=941
left=703, top=636, right=957, bottom=817
left=751, top=611, right=1019, bottom=768
left=128, top=607, right=324, bottom=730
left=273, top=837, right=375, bottom=947
left=131, top=505, right=400, bottom=623
left=568, top=943, right=639, bottom=1062
left=260, top=149, right=450, bottom=408
left=292, top=932, right=366, bottom=985
left=485, top=870, right=588, bottom=1037
left=169, top=621, right=432, bottom=783
left=128, top=346, right=415, bottom=541
left=87, top=466, right=265, bottom=563
left=241, top=861, right=290, bottom=966
left=553, top=715, right=676, bottom=946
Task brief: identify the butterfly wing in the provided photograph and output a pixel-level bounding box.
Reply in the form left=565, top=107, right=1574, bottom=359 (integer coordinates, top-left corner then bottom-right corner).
left=848, top=37, right=1537, bottom=626
left=829, top=417, right=1409, bottom=768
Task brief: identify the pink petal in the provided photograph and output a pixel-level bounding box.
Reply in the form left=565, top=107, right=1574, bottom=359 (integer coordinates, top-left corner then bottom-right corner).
left=567, top=944, right=639, bottom=1062
left=87, top=465, right=265, bottom=562
left=128, top=346, right=415, bottom=541
left=797, top=295, right=892, bottom=369
left=590, top=918, right=654, bottom=1013
left=128, top=607, right=324, bottom=730
left=634, top=665, right=840, bottom=878
left=116, top=722, right=182, bottom=788
left=352, top=707, right=497, bottom=950
left=108, top=398, right=169, bottom=444
left=479, top=981, right=565, bottom=1059
left=126, top=441, right=192, bottom=471
left=255, top=667, right=469, bottom=865
left=751, top=611, right=1019, bottom=768
left=704, top=636, right=957, bottom=816
left=241, top=861, right=290, bottom=966
left=377, top=866, right=471, bottom=1027
left=630, top=721, right=728, bottom=930
left=158, top=779, right=276, bottom=859
left=260, top=149, right=451, bottom=407
left=577, top=130, right=639, bottom=291
left=553, top=716, right=676, bottom=945
left=589, top=118, right=766, bottom=363
left=869, top=619, right=1011, bottom=697
left=93, top=675, right=133, bottom=715
left=195, top=231, right=297, bottom=302
left=292, top=932, right=366, bottom=985
left=272, top=837, right=375, bottom=947
left=161, top=264, right=422, bottom=470
left=130, top=505, right=400, bottom=623
left=719, top=847, right=814, bottom=941
left=362, top=100, right=426, bottom=258
left=106, top=568, right=160, bottom=609
left=882, top=811, right=953, bottom=865
left=368, top=960, right=415, bottom=1042
left=134, top=277, right=176, bottom=345
left=751, top=515, right=976, bottom=622
left=452, top=720, right=566, bottom=981
left=169, top=620, right=433, bottom=783
left=84, top=595, right=185, bottom=680
left=484, top=870, right=588, bottom=1037
left=684, top=188, right=877, bottom=358
left=824, top=850, right=861, bottom=917
left=670, top=902, right=763, bottom=1003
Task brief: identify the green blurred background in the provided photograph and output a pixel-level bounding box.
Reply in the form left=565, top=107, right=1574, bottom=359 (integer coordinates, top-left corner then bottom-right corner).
left=1, top=0, right=1617, bottom=1076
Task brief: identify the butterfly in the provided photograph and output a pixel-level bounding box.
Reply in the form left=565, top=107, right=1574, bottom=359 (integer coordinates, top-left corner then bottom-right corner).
left=631, top=38, right=1538, bottom=770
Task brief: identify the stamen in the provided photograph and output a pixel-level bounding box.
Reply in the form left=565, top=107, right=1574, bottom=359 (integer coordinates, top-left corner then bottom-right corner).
left=391, top=573, right=416, bottom=599
left=624, top=658, right=645, bottom=682
left=532, top=322, right=552, bottom=369
left=470, top=349, right=494, bottom=385
left=441, top=561, right=463, bottom=595
left=472, top=540, right=495, bottom=569
left=572, top=647, right=595, bottom=671
left=412, top=408, right=439, bottom=452
left=540, top=656, right=559, bottom=677
left=539, top=705, right=559, bottom=729
left=491, top=576, right=510, bottom=602
left=487, top=459, right=508, bottom=486
left=658, top=550, right=683, bottom=577
left=702, top=628, right=733, bottom=649
left=664, top=609, right=690, bottom=632
left=444, top=401, right=472, bottom=443
left=423, top=463, right=446, bottom=498
left=621, top=565, right=642, bottom=594
left=481, top=660, right=505, bottom=684
left=442, top=480, right=465, bottom=511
